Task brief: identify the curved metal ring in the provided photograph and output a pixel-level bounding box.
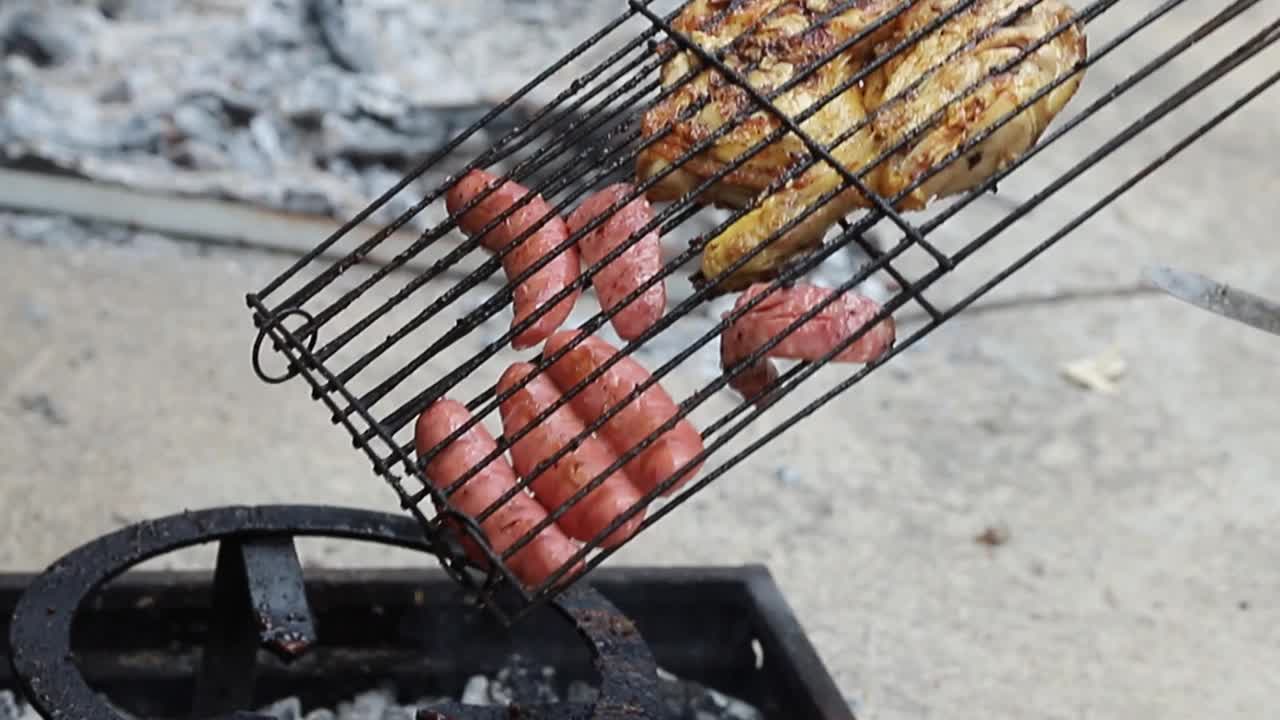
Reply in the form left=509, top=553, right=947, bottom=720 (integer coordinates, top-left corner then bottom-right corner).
left=7, top=505, right=660, bottom=720
left=433, top=507, right=518, bottom=592
left=250, top=308, right=318, bottom=384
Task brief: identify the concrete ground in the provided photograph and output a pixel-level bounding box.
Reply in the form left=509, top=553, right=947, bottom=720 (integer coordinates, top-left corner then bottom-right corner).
left=3, top=2, right=1280, bottom=720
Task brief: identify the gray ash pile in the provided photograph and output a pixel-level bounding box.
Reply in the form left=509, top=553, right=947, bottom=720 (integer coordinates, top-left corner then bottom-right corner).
left=0, top=654, right=764, bottom=720
left=0, top=692, right=34, bottom=720
left=0, top=0, right=668, bottom=226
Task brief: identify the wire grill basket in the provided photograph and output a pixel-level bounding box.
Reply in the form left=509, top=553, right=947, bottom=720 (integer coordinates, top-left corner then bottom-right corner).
left=246, top=0, right=1280, bottom=623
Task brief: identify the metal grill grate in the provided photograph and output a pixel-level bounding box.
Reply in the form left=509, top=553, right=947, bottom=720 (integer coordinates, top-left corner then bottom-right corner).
left=246, top=0, right=1280, bottom=623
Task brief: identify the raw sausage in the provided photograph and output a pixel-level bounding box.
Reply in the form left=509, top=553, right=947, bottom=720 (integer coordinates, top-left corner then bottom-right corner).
left=446, top=169, right=581, bottom=350
left=566, top=183, right=667, bottom=340
left=497, top=363, right=646, bottom=549
left=543, top=330, right=703, bottom=496
left=415, top=399, right=583, bottom=589
left=721, top=283, right=896, bottom=405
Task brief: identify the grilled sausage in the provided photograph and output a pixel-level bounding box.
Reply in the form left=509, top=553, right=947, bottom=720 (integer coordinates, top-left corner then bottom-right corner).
left=415, top=399, right=583, bottom=589
left=446, top=169, right=581, bottom=350
left=566, top=183, right=667, bottom=340
left=721, top=283, right=896, bottom=405
left=497, top=363, right=646, bottom=549
left=543, top=330, right=704, bottom=496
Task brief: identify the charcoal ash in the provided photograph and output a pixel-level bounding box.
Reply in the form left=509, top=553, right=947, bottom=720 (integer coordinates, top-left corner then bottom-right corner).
left=461, top=654, right=563, bottom=706
left=0, top=209, right=200, bottom=261
left=0, top=692, right=140, bottom=720
left=2, top=650, right=765, bottom=720
left=0, top=0, right=661, bottom=230
left=0, top=7, right=94, bottom=68
left=0, top=691, right=35, bottom=720
left=2, top=209, right=132, bottom=248
left=448, top=656, right=764, bottom=719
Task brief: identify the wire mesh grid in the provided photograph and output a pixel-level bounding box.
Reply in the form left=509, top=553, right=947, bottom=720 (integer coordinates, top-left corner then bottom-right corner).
left=246, top=0, right=1280, bottom=623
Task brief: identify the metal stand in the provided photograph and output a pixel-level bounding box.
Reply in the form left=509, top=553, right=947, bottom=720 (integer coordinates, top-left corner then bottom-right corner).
left=7, top=506, right=662, bottom=720
left=191, top=537, right=318, bottom=717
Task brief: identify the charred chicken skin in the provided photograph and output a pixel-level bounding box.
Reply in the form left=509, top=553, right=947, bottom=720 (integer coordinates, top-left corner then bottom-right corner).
left=638, top=0, right=1087, bottom=291
left=637, top=0, right=898, bottom=209
left=863, top=0, right=1088, bottom=210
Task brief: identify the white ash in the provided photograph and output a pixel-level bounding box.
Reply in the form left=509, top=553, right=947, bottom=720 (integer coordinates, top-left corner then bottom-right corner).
left=0, top=654, right=765, bottom=720
left=263, top=654, right=764, bottom=719
left=0, top=208, right=201, bottom=261
left=0, top=691, right=36, bottom=720
left=0, top=0, right=679, bottom=230
left=1, top=209, right=134, bottom=248
left=0, top=691, right=140, bottom=720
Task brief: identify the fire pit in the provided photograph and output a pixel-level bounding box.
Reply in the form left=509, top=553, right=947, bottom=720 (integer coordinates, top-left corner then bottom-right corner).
left=1, top=505, right=854, bottom=720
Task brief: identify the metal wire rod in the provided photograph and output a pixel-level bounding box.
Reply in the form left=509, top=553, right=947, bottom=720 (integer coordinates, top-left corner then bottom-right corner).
left=408, top=1, right=1122, bottom=558
left=529, top=49, right=1280, bottom=598
left=307, top=0, right=936, bottom=386
left=242, top=0, right=1275, bottom=619
left=348, top=0, right=1081, bottom=445
left=471, top=0, right=1271, bottom=587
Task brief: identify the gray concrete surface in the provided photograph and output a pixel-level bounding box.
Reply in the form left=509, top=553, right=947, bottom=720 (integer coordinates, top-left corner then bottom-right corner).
left=3, top=2, right=1280, bottom=720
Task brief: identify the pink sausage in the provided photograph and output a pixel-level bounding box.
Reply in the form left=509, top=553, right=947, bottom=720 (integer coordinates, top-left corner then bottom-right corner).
left=446, top=169, right=581, bottom=350
left=497, top=363, right=646, bottom=549
left=543, top=330, right=704, bottom=496
left=566, top=183, right=666, bottom=340
left=721, top=283, right=896, bottom=405
left=415, top=399, right=584, bottom=589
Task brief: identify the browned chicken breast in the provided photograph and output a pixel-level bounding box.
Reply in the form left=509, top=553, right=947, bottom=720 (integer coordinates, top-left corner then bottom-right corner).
left=638, top=0, right=1087, bottom=291
left=864, top=0, right=1088, bottom=210
left=636, top=0, right=901, bottom=209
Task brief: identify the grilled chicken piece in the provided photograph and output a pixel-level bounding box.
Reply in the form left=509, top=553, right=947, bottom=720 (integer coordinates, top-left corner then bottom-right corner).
left=863, top=0, right=1088, bottom=210
left=644, top=0, right=1088, bottom=291
left=636, top=0, right=900, bottom=209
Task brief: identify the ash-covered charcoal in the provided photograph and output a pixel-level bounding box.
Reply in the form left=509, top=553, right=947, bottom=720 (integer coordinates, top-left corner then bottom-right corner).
left=565, top=680, right=600, bottom=705
left=319, top=114, right=448, bottom=166
left=483, top=654, right=561, bottom=706
left=0, top=0, right=678, bottom=231
left=0, top=655, right=763, bottom=720
left=1, top=209, right=136, bottom=248
left=252, top=688, right=437, bottom=720
left=305, top=0, right=380, bottom=74
left=258, top=696, right=304, bottom=720
left=0, top=690, right=132, bottom=720
left=459, top=675, right=490, bottom=706
left=450, top=655, right=764, bottom=718
left=254, top=654, right=762, bottom=718
left=0, top=691, right=35, bottom=720
left=329, top=688, right=417, bottom=720
left=0, top=5, right=108, bottom=68
left=654, top=667, right=765, bottom=720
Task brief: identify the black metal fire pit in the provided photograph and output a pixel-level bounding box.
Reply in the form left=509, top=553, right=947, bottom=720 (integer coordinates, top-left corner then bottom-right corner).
left=1, top=505, right=853, bottom=720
